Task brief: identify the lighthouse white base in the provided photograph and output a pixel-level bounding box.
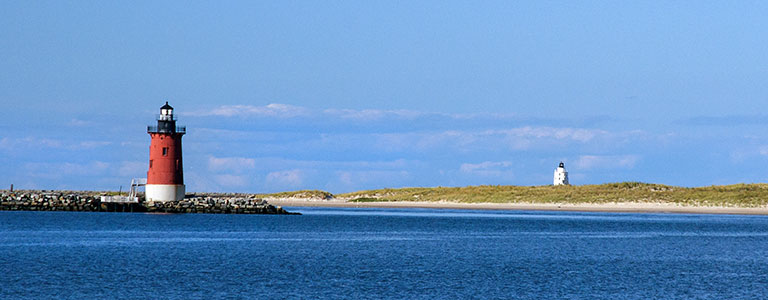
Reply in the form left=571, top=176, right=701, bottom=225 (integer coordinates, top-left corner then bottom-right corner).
left=553, top=169, right=569, bottom=186
left=145, top=184, right=185, bottom=202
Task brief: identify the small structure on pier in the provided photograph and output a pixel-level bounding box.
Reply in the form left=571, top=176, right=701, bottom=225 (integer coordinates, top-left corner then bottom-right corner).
left=100, top=178, right=146, bottom=203
left=553, top=162, right=569, bottom=186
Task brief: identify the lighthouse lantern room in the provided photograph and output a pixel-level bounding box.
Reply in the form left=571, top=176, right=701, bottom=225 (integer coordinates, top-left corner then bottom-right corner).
left=146, top=102, right=186, bottom=202
left=553, top=162, right=569, bottom=186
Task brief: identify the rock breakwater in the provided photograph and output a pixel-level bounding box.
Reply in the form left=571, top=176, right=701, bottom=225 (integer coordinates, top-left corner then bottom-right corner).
left=0, top=191, right=298, bottom=215
left=145, top=197, right=293, bottom=214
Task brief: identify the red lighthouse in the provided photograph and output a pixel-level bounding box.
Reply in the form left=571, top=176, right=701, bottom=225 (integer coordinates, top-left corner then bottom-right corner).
left=146, top=102, right=186, bottom=202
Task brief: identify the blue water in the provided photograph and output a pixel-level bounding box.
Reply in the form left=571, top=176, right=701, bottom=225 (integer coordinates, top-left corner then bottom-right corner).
left=2, top=208, right=768, bottom=299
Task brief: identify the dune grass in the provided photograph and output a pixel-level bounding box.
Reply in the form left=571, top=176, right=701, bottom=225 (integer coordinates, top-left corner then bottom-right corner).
left=258, top=190, right=334, bottom=200
left=338, top=182, right=768, bottom=208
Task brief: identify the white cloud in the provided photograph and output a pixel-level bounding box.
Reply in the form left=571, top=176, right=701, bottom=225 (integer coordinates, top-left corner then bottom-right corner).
left=232, top=157, right=412, bottom=171
left=214, top=174, right=250, bottom=187
left=24, top=161, right=111, bottom=178
left=118, top=161, right=146, bottom=177
left=460, top=161, right=513, bottom=172
left=208, top=156, right=256, bottom=172
left=36, top=138, right=63, bottom=148
left=759, top=146, right=768, bottom=156
left=192, top=103, right=513, bottom=122
left=369, top=126, right=612, bottom=153
left=184, top=172, right=218, bottom=192
left=572, top=155, right=639, bottom=170
left=68, top=118, right=93, bottom=127
left=183, top=104, right=637, bottom=153
left=0, top=137, right=110, bottom=151
left=77, top=141, right=112, bottom=149
left=323, top=108, right=427, bottom=120
left=729, top=146, right=768, bottom=163
left=459, top=161, right=515, bottom=178
left=495, top=127, right=605, bottom=143
left=266, top=169, right=304, bottom=187
left=191, top=103, right=309, bottom=118
left=336, top=170, right=411, bottom=187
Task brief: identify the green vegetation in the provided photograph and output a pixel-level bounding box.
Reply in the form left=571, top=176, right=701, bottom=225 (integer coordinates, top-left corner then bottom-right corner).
left=171, top=183, right=768, bottom=208
left=336, top=182, right=768, bottom=208
left=257, top=190, right=334, bottom=200
left=349, top=197, right=390, bottom=203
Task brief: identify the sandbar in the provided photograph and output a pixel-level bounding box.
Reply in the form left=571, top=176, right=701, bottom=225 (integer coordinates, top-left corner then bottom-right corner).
left=267, top=198, right=768, bottom=215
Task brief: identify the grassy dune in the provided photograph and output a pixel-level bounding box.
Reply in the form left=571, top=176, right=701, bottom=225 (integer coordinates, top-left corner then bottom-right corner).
left=336, top=182, right=768, bottom=208
left=257, top=190, right=334, bottom=200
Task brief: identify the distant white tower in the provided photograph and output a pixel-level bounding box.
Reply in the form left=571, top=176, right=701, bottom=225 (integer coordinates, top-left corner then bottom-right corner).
left=553, top=162, right=569, bottom=186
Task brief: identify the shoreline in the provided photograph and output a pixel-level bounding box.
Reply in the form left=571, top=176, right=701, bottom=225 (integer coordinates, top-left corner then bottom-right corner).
left=267, top=199, right=768, bottom=215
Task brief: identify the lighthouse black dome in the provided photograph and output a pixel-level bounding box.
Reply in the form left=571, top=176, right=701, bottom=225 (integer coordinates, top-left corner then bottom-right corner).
left=149, top=101, right=185, bottom=134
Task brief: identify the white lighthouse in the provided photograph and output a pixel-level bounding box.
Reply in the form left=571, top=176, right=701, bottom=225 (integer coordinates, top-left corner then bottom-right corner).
left=553, top=162, right=569, bottom=186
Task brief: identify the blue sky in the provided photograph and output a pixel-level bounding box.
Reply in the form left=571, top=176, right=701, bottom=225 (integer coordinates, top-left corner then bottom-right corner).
left=2, top=1, right=768, bottom=193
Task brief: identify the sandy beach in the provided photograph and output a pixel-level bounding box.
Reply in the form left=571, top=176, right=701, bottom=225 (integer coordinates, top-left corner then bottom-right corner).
left=267, top=198, right=768, bottom=215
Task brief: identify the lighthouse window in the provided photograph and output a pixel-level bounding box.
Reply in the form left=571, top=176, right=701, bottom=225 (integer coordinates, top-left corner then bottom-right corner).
left=162, top=147, right=168, bottom=156
left=149, top=160, right=153, bottom=168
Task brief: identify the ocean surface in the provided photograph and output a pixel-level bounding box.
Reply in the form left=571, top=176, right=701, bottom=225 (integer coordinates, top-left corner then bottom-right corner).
left=2, top=208, right=768, bottom=299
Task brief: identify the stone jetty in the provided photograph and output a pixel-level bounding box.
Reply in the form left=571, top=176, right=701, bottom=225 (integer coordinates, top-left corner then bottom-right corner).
left=0, top=190, right=298, bottom=215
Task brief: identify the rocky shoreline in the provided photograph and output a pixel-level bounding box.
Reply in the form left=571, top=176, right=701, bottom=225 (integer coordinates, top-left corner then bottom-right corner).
left=0, top=190, right=299, bottom=215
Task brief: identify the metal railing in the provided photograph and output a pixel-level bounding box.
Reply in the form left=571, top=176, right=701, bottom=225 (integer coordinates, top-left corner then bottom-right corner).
left=147, top=126, right=186, bottom=134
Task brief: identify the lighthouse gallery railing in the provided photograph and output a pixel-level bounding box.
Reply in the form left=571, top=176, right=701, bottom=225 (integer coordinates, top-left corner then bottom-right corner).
left=147, top=126, right=186, bottom=134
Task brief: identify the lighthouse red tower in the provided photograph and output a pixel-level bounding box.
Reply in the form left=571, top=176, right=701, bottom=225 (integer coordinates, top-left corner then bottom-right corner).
left=146, top=102, right=186, bottom=202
